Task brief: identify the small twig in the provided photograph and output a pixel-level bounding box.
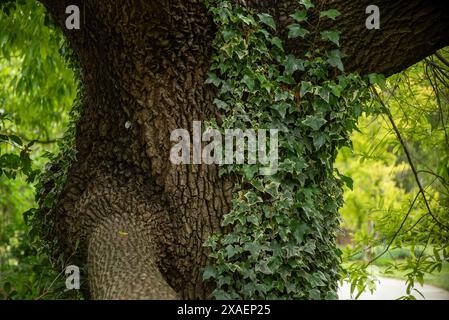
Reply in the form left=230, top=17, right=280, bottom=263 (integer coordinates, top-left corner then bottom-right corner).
left=368, top=192, right=420, bottom=265
left=435, top=52, right=449, bottom=69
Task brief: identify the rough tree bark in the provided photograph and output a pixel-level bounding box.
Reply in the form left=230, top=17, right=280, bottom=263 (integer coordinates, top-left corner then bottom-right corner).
left=37, top=0, right=449, bottom=299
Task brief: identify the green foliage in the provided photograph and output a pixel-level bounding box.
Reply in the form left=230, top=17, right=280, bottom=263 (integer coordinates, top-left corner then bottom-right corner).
left=0, top=0, right=79, bottom=300
left=0, top=115, right=39, bottom=182
left=337, top=54, right=449, bottom=299
left=203, top=0, right=371, bottom=299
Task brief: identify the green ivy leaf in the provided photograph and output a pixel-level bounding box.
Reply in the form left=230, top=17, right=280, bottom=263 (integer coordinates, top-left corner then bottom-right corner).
left=213, top=98, right=228, bottom=110
left=203, top=266, right=217, bottom=280
left=320, top=9, right=341, bottom=20
left=288, top=24, right=310, bottom=39
left=320, top=30, right=341, bottom=46
left=283, top=54, right=305, bottom=75
left=257, top=13, right=276, bottom=30
left=326, top=49, right=344, bottom=71
left=225, top=244, right=238, bottom=258
left=339, top=174, right=354, bottom=190
left=300, top=81, right=313, bottom=97
left=299, top=0, right=315, bottom=10
left=241, top=74, right=256, bottom=91
left=272, top=102, right=289, bottom=119
left=302, top=115, right=327, bottom=131
left=312, top=132, right=326, bottom=150
left=265, top=181, right=280, bottom=197
left=205, top=72, right=222, bottom=87
left=242, top=164, right=259, bottom=180
left=292, top=222, right=309, bottom=244
left=270, top=36, right=284, bottom=51
left=290, top=10, right=307, bottom=22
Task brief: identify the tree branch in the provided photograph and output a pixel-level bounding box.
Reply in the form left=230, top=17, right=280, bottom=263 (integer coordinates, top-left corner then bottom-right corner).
left=372, top=87, right=449, bottom=231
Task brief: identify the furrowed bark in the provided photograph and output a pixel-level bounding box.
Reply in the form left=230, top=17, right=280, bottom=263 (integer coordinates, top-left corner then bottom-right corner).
left=37, top=0, right=449, bottom=299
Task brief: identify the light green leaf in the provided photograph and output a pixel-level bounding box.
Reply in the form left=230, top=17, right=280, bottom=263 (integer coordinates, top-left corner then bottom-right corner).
left=320, top=30, right=341, bottom=46
left=272, top=102, right=289, bottom=119
left=290, top=10, right=308, bottom=22
left=320, top=9, right=341, bottom=20
left=288, top=24, right=310, bottom=39
left=257, top=13, right=276, bottom=30
left=299, top=0, right=315, bottom=10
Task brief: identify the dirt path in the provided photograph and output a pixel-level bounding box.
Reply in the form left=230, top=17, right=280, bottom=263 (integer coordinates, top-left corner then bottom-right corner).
left=338, top=277, right=449, bottom=300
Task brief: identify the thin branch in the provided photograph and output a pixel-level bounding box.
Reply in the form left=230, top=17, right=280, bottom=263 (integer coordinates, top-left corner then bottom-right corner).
left=435, top=52, right=449, bottom=69
left=368, top=192, right=420, bottom=265
left=372, top=87, right=449, bottom=231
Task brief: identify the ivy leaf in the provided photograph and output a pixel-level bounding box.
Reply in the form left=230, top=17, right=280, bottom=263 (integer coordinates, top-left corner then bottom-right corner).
left=205, top=72, right=222, bottom=87
left=302, top=115, right=327, bottom=131
left=264, top=181, right=280, bottom=197
left=312, top=132, right=326, bottom=150
left=271, top=36, right=284, bottom=51
left=244, top=242, right=263, bottom=259
left=244, top=191, right=263, bottom=205
left=299, top=0, right=315, bottom=10
left=288, top=24, right=310, bottom=39
left=283, top=54, right=305, bottom=75
left=213, top=98, right=228, bottom=110
left=277, top=75, right=296, bottom=85
left=292, top=222, right=309, bottom=244
left=272, top=102, right=289, bottom=119
left=275, top=90, right=292, bottom=102
left=300, top=81, right=313, bottom=97
left=255, top=260, right=273, bottom=275
left=257, top=13, right=276, bottom=30
left=221, top=29, right=237, bottom=42
left=328, top=82, right=343, bottom=97
left=320, top=30, right=341, bottom=46
left=241, top=74, right=256, bottom=91
left=225, top=244, right=238, bottom=258
left=320, top=9, right=341, bottom=20
left=290, top=10, right=307, bottom=22
left=242, top=164, right=259, bottom=180
left=326, top=49, right=344, bottom=71
left=203, top=266, right=217, bottom=280
left=317, top=87, right=330, bottom=103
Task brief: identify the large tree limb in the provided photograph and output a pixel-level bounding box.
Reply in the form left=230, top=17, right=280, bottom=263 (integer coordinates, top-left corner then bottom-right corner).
left=40, top=0, right=449, bottom=76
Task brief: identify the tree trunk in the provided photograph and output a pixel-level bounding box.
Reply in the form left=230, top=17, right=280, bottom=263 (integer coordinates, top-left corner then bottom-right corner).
left=37, top=0, right=449, bottom=299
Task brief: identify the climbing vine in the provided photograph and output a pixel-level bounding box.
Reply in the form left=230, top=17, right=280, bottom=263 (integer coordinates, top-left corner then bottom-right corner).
left=202, top=0, right=373, bottom=299
left=25, top=48, right=83, bottom=269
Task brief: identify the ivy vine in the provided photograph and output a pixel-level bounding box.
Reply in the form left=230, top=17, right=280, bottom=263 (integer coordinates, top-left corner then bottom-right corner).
left=26, top=48, right=83, bottom=268
left=202, top=0, right=372, bottom=299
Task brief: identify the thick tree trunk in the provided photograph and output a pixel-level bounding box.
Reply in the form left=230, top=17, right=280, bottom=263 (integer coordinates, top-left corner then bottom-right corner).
left=37, top=0, right=449, bottom=299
